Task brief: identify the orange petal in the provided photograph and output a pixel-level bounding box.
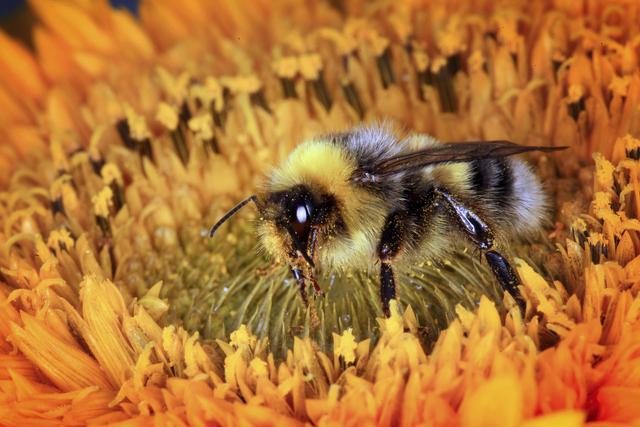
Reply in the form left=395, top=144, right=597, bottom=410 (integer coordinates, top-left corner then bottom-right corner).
left=5, top=126, right=47, bottom=159
left=29, top=0, right=115, bottom=54
left=0, top=81, right=33, bottom=126
left=0, top=31, right=47, bottom=102
left=596, top=386, right=640, bottom=423
left=33, top=26, right=90, bottom=86
left=110, top=9, right=155, bottom=61
left=139, top=1, right=191, bottom=51
left=459, top=375, right=523, bottom=427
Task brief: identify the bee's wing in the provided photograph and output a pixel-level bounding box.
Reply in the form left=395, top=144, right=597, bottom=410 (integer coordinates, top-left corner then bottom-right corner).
left=352, top=140, right=566, bottom=182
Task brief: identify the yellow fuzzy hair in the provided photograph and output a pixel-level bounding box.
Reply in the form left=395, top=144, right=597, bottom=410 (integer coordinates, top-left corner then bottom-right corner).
left=264, top=140, right=387, bottom=269
left=260, top=136, right=498, bottom=270
left=405, top=134, right=473, bottom=195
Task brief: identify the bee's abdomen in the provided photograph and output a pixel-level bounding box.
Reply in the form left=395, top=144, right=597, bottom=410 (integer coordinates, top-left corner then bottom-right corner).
left=465, top=157, right=547, bottom=235
left=468, top=158, right=513, bottom=206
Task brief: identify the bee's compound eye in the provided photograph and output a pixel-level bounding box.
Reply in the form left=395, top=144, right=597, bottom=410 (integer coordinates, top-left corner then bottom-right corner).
left=296, top=205, right=308, bottom=224
left=292, top=202, right=312, bottom=239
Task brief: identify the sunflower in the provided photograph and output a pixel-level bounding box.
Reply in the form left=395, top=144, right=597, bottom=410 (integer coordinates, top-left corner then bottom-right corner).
left=1, top=0, right=640, bottom=425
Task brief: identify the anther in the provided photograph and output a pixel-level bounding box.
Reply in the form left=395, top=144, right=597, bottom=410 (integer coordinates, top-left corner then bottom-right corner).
left=311, top=74, right=332, bottom=111
left=280, top=78, right=298, bottom=99
left=376, top=47, right=396, bottom=89
left=250, top=89, right=272, bottom=113
left=342, top=81, right=364, bottom=118
left=587, top=233, right=608, bottom=264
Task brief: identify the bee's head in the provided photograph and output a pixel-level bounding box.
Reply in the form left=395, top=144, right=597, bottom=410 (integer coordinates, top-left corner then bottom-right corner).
left=257, top=184, right=343, bottom=269
left=210, top=138, right=358, bottom=269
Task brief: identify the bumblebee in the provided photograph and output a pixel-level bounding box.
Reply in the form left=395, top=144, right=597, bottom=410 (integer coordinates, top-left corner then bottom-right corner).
left=210, top=125, right=564, bottom=316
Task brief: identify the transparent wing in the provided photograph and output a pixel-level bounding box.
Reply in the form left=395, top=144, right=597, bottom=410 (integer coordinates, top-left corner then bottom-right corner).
left=352, top=140, right=566, bottom=182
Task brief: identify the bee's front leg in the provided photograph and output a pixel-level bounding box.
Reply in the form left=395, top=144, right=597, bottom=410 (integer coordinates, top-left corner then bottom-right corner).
left=377, top=210, right=408, bottom=317
left=306, top=227, right=323, bottom=296
left=290, top=267, right=308, bottom=306
left=308, top=273, right=323, bottom=296
left=434, top=187, right=525, bottom=311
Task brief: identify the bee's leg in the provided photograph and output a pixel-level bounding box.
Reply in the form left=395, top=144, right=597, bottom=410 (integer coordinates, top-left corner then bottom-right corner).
left=291, top=267, right=309, bottom=306
left=379, top=263, right=396, bottom=317
left=434, top=188, right=494, bottom=250
left=434, top=188, right=525, bottom=310
left=377, top=211, right=407, bottom=317
left=485, top=250, right=524, bottom=310
left=307, top=228, right=323, bottom=296
left=308, top=273, right=324, bottom=296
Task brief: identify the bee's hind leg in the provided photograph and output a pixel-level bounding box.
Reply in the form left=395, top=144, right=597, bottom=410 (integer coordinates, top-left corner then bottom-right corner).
left=377, top=210, right=408, bottom=317
left=485, top=250, right=524, bottom=311
left=434, top=188, right=525, bottom=311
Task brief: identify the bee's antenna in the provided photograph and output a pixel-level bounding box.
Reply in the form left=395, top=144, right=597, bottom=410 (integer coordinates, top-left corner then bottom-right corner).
left=209, top=195, right=258, bottom=237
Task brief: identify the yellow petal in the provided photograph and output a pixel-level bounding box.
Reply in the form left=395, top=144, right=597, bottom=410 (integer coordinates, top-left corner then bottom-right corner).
left=333, top=328, right=358, bottom=364
left=9, top=312, right=112, bottom=391
left=521, top=410, right=585, bottom=427
left=70, top=276, right=136, bottom=387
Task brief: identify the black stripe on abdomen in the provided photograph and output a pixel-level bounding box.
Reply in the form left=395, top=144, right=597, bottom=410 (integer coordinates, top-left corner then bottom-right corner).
left=468, top=158, right=513, bottom=207
left=468, top=159, right=488, bottom=192
left=493, top=158, right=513, bottom=207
